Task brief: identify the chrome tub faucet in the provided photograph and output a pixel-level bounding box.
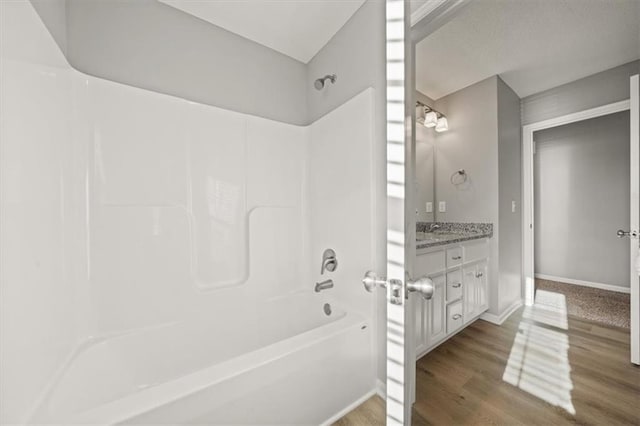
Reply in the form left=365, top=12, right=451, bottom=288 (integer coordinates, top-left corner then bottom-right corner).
left=315, top=279, right=334, bottom=293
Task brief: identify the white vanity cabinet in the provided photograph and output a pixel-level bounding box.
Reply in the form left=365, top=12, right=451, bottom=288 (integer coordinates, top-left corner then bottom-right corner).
left=414, top=238, right=489, bottom=358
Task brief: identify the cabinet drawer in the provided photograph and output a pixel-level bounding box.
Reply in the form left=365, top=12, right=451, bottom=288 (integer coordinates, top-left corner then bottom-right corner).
left=446, top=247, right=463, bottom=267
left=415, top=250, right=446, bottom=276
left=447, top=300, right=464, bottom=334
left=464, top=240, right=488, bottom=263
left=446, top=269, right=462, bottom=302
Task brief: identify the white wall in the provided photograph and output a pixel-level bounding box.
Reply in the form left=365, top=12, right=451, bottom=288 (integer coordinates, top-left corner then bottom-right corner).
left=534, top=111, right=630, bottom=288
left=0, top=2, right=82, bottom=422
left=308, top=89, right=376, bottom=320
left=84, top=76, right=309, bottom=333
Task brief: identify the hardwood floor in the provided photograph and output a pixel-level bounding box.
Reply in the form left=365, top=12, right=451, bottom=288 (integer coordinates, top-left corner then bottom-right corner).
left=335, top=306, right=640, bottom=425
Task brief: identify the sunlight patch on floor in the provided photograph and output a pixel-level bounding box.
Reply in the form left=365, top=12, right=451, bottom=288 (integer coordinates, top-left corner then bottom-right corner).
left=503, top=290, right=575, bottom=415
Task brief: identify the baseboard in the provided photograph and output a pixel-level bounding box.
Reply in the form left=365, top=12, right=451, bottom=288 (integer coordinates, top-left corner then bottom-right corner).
left=481, top=299, right=523, bottom=325
left=321, top=388, right=377, bottom=426
left=535, top=273, right=630, bottom=294
left=376, top=379, right=386, bottom=398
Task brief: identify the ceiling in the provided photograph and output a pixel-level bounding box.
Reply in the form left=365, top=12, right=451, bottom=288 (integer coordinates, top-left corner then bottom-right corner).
left=159, top=0, right=366, bottom=64
left=415, top=0, right=640, bottom=100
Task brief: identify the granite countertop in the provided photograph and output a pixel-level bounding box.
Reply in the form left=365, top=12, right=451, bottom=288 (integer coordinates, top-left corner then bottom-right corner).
left=416, top=222, right=493, bottom=250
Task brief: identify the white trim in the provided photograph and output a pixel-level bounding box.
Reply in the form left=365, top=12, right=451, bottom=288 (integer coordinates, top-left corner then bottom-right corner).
left=480, top=299, right=523, bottom=325
left=320, top=388, right=377, bottom=426
left=410, top=0, right=447, bottom=26
left=522, top=100, right=630, bottom=134
left=522, top=99, right=632, bottom=306
left=535, top=273, right=631, bottom=294
left=630, top=74, right=639, bottom=365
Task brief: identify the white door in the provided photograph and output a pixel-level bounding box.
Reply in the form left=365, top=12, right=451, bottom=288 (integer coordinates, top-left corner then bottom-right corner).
left=629, top=74, right=639, bottom=365
left=361, top=1, right=434, bottom=424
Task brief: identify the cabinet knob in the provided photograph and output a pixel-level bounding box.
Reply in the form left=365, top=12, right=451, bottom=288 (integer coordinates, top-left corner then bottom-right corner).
left=452, top=283, right=461, bottom=288
left=452, top=314, right=462, bottom=320
left=476, top=272, right=483, bottom=278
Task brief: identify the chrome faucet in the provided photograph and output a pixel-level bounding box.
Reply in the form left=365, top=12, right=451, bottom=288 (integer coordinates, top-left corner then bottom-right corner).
left=320, top=249, right=337, bottom=275
left=315, top=279, right=334, bottom=292
left=428, top=223, right=440, bottom=232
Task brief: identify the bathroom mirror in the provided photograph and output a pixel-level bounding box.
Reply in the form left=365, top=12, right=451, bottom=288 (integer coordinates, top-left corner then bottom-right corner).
left=415, top=103, right=435, bottom=223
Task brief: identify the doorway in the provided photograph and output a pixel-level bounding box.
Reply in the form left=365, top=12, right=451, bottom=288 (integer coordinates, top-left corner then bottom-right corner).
left=522, top=92, right=639, bottom=364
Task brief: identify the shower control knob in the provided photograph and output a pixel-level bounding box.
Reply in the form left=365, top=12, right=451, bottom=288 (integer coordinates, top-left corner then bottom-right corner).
left=362, top=271, right=387, bottom=292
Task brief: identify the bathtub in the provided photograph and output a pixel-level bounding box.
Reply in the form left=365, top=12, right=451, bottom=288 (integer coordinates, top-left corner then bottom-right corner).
left=34, top=293, right=375, bottom=424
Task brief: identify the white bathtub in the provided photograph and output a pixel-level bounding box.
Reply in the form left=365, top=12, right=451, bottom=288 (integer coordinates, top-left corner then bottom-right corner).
left=34, top=293, right=374, bottom=424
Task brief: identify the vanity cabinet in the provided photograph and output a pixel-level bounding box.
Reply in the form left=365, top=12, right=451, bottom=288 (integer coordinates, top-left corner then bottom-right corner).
left=414, top=238, right=489, bottom=358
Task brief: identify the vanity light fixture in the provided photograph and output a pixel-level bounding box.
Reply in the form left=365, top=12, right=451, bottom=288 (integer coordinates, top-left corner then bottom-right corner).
left=416, top=101, right=447, bottom=132
left=435, top=116, right=448, bottom=132
left=424, top=110, right=438, bottom=128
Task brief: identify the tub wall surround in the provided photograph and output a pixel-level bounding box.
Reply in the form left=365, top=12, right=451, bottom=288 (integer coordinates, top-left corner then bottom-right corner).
left=0, top=2, right=376, bottom=423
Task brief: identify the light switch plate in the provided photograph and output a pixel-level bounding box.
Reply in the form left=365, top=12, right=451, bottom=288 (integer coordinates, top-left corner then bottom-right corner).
left=426, top=202, right=433, bottom=213
left=439, top=201, right=446, bottom=212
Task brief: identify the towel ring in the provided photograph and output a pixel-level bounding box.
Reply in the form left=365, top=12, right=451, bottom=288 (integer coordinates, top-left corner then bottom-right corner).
left=450, top=169, right=467, bottom=185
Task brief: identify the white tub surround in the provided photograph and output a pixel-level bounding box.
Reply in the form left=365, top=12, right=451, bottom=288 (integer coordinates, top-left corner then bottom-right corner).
left=35, top=295, right=372, bottom=424
left=0, top=2, right=377, bottom=423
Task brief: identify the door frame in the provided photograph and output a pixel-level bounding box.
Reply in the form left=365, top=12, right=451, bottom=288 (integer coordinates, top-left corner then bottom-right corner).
left=521, top=99, right=630, bottom=305
left=630, top=74, right=639, bottom=365
left=522, top=95, right=640, bottom=364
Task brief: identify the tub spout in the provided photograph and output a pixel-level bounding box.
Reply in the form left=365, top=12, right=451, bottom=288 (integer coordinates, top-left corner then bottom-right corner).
left=315, top=279, right=334, bottom=293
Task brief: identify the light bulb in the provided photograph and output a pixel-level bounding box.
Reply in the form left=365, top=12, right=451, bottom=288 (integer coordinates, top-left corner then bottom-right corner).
left=435, top=116, right=448, bottom=132
left=423, top=111, right=438, bottom=128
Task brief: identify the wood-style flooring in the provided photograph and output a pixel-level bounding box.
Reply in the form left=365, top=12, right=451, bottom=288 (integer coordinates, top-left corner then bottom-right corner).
left=335, top=305, right=640, bottom=425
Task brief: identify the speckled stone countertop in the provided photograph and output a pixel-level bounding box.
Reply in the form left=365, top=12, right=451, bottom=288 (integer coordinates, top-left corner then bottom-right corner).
left=416, top=222, right=493, bottom=250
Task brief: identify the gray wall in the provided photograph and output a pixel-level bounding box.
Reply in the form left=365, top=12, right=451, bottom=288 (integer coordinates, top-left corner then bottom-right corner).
left=433, top=77, right=502, bottom=314
left=415, top=76, right=523, bottom=316
left=534, top=111, right=630, bottom=288
left=29, top=0, right=67, bottom=55
left=306, top=0, right=385, bottom=124
left=497, top=77, right=522, bottom=311
left=32, top=0, right=308, bottom=125
left=522, top=60, right=640, bottom=125
left=434, top=77, right=499, bottom=223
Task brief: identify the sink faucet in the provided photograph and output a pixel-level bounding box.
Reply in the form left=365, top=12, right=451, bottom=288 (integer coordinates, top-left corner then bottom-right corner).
left=315, top=279, right=334, bottom=292
left=428, top=223, right=440, bottom=232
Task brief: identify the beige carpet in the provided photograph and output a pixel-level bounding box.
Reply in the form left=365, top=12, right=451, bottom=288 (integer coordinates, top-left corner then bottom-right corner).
left=535, top=278, right=630, bottom=328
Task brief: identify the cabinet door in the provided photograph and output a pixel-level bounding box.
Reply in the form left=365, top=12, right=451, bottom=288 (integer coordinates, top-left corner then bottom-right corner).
left=462, top=266, right=477, bottom=324
left=426, top=274, right=446, bottom=346
left=476, top=261, right=489, bottom=313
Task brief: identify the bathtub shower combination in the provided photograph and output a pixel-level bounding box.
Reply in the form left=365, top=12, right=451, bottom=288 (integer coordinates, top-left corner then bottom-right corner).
left=0, top=2, right=379, bottom=424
